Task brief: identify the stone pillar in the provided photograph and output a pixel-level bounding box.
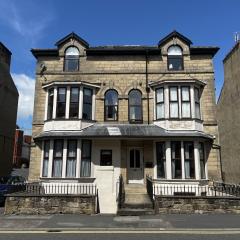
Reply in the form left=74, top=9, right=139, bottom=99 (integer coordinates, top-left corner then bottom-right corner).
left=165, top=141, right=172, bottom=179
left=48, top=140, right=54, bottom=177
left=181, top=141, right=185, bottom=179
left=65, top=86, right=70, bottom=119
left=62, top=139, right=68, bottom=178
left=194, top=141, right=201, bottom=180
left=53, top=87, right=57, bottom=119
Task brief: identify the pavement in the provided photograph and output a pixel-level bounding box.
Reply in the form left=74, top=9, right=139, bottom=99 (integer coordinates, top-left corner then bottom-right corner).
left=0, top=207, right=240, bottom=233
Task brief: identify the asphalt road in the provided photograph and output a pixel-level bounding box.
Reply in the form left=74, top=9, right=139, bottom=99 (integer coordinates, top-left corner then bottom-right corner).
left=0, top=233, right=239, bottom=240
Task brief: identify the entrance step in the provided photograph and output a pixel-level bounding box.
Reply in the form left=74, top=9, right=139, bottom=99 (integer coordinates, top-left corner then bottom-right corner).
left=117, top=183, right=154, bottom=216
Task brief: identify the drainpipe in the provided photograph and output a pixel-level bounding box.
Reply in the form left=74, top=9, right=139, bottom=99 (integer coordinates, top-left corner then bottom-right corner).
left=145, top=50, right=150, bottom=125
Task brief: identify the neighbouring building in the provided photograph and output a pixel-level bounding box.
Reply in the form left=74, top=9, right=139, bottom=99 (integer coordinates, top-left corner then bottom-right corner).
left=0, top=42, right=18, bottom=177
left=13, top=128, right=31, bottom=168
left=29, top=31, right=221, bottom=213
left=217, top=40, right=240, bottom=184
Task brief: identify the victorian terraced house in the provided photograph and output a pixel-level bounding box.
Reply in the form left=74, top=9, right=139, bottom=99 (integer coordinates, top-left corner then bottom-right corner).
left=29, top=31, right=222, bottom=213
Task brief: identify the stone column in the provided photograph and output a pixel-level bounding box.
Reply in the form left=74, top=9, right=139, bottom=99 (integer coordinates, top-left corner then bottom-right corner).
left=165, top=141, right=172, bottom=179
left=194, top=141, right=201, bottom=180
left=65, top=86, right=70, bottom=119
left=53, top=87, right=57, bottom=119
left=48, top=140, right=54, bottom=177
left=62, top=139, right=68, bottom=178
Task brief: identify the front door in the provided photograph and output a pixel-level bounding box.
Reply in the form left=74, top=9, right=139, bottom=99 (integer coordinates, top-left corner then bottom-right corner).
left=128, top=148, right=144, bottom=184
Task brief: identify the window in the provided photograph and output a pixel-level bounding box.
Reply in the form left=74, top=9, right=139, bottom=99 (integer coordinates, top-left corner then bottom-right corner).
left=156, top=142, right=166, bottom=178
left=82, top=88, right=93, bottom=120
left=52, top=140, right=63, bottom=177
left=47, top=89, right=54, bottom=120
left=129, top=90, right=142, bottom=123
left=64, top=47, right=79, bottom=72
left=105, top=90, right=118, bottom=121
left=199, top=142, right=206, bottom=179
left=169, top=87, right=179, bottom=118
left=69, top=87, right=79, bottom=118
left=66, top=140, right=77, bottom=178
left=194, top=87, right=201, bottom=119
left=100, top=150, right=112, bottom=166
left=167, top=45, right=183, bottom=70
left=181, top=86, right=191, bottom=118
left=171, top=141, right=182, bottom=179
left=156, top=88, right=164, bottom=119
left=80, top=140, right=91, bottom=177
left=184, top=142, right=195, bottom=179
left=42, top=140, right=50, bottom=177
left=56, top=87, right=66, bottom=118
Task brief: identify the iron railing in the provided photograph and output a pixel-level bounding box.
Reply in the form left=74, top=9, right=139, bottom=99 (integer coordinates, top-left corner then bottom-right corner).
left=117, top=175, right=125, bottom=208
left=146, top=175, right=154, bottom=201
left=5, top=182, right=97, bottom=196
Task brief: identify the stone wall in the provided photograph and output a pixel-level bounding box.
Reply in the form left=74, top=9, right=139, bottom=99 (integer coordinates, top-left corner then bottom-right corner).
left=155, top=196, right=240, bottom=214
left=4, top=195, right=96, bottom=215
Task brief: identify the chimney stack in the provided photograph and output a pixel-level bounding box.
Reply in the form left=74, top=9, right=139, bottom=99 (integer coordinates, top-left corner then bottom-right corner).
left=0, top=42, right=12, bottom=70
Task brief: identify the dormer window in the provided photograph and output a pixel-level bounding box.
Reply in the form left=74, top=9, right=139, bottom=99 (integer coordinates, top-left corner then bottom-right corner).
left=167, top=45, right=183, bottom=71
left=64, top=47, right=79, bottom=72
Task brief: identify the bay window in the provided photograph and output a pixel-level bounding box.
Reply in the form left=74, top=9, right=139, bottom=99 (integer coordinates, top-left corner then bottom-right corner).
left=82, top=88, right=93, bottom=120
left=156, top=88, right=164, bottom=119
left=105, top=90, right=118, bottom=121
left=184, top=142, right=195, bottom=179
left=69, top=87, right=79, bottom=118
left=171, top=141, right=182, bottom=178
left=52, top=140, right=63, bottom=177
left=42, top=140, right=50, bottom=177
left=169, top=87, right=179, bottom=118
left=56, top=87, right=66, bottom=118
left=181, top=86, right=191, bottom=118
left=129, top=90, right=142, bottom=123
left=80, top=140, right=92, bottom=177
left=156, top=142, right=166, bottom=178
left=66, top=140, right=77, bottom=178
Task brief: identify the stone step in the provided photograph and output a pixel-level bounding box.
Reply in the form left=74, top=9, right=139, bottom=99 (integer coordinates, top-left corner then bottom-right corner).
left=125, top=184, right=147, bottom=194
left=125, top=193, right=152, bottom=204
left=123, top=202, right=153, bottom=209
left=117, top=208, right=155, bottom=216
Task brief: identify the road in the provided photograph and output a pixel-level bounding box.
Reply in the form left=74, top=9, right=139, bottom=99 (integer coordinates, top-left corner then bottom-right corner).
left=0, top=233, right=239, bottom=240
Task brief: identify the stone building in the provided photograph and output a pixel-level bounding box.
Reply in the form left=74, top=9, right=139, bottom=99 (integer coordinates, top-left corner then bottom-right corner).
left=0, top=42, right=19, bottom=177
left=217, top=40, right=240, bottom=184
left=29, top=31, right=221, bottom=213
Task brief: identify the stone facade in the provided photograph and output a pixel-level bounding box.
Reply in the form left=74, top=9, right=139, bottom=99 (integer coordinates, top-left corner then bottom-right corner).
left=4, top=195, right=96, bottom=215
left=217, top=41, right=240, bottom=184
left=0, top=42, right=18, bottom=177
left=28, top=31, right=222, bottom=214
left=155, top=196, right=240, bottom=214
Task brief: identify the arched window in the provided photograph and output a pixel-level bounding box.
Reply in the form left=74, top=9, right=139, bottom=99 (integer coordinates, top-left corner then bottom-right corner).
left=129, top=89, right=142, bottom=123
left=104, top=90, right=118, bottom=121
left=64, top=46, right=79, bottom=71
left=167, top=45, right=183, bottom=71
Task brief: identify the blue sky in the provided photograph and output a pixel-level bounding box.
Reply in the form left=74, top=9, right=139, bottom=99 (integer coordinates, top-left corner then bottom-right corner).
left=0, top=0, right=239, bottom=134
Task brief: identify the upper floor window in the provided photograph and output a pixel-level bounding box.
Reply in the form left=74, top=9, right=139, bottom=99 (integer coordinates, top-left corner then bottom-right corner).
left=69, top=87, right=79, bottom=118
left=82, top=88, right=93, bottom=120
left=56, top=87, right=66, bottom=118
left=129, top=89, right=142, bottom=123
left=156, top=88, right=164, bottom=120
left=169, top=86, right=179, bottom=118
left=104, top=90, right=118, bottom=121
left=167, top=45, right=183, bottom=71
left=47, top=88, right=54, bottom=120
left=181, top=86, right=191, bottom=118
left=64, top=47, right=79, bottom=72
left=194, top=87, right=201, bottom=119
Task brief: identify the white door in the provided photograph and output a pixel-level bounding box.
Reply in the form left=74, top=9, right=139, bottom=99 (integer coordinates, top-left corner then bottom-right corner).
left=128, top=148, right=144, bottom=184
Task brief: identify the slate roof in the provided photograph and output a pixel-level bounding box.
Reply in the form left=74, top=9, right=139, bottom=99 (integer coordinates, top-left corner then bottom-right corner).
left=34, top=124, right=214, bottom=140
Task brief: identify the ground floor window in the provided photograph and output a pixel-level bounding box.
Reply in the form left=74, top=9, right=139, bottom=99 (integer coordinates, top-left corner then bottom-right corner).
left=156, top=142, right=166, bottom=178
left=199, top=142, right=206, bottom=179
left=42, top=140, right=50, bottom=177
left=52, top=140, right=63, bottom=177
left=100, top=150, right=112, bottom=166
left=171, top=141, right=182, bottom=179
left=66, top=140, right=77, bottom=178
left=80, top=140, right=92, bottom=177
left=184, top=142, right=195, bottom=179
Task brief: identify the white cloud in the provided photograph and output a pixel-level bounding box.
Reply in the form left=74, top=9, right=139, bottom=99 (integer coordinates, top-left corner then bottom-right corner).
left=12, top=73, right=35, bottom=120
